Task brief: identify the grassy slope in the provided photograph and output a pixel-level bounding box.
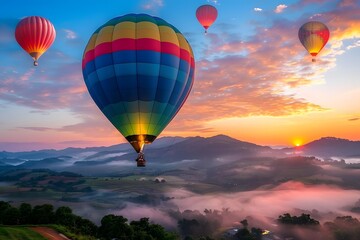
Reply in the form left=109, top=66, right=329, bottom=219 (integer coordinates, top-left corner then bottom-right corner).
left=0, top=226, right=47, bottom=240
left=50, top=224, right=97, bottom=240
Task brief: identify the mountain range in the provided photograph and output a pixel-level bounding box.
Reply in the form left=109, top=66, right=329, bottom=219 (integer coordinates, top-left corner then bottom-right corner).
left=295, top=137, right=360, bottom=158
left=0, top=135, right=359, bottom=176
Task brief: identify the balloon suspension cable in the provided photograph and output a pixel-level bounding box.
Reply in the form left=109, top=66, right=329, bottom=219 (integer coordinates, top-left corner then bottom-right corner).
left=136, top=152, right=146, bottom=167
left=33, top=60, right=38, bottom=66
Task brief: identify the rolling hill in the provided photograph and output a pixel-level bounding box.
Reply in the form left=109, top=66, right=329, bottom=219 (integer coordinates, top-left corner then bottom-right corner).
left=285, top=137, right=360, bottom=158
left=0, top=135, right=359, bottom=176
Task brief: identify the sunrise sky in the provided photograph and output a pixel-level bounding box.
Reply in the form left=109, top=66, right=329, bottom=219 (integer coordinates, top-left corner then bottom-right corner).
left=0, top=0, right=359, bottom=151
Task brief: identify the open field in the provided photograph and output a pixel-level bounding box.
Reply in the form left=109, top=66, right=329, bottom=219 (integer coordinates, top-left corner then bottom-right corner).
left=0, top=226, right=47, bottom=240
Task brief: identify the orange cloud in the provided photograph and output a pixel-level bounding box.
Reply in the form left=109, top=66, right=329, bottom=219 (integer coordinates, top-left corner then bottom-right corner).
left=2, top=1, right=358, bottom=146
left=167, top=26, right=325, bottom=132
left=164, top=2, right=360, bottom=136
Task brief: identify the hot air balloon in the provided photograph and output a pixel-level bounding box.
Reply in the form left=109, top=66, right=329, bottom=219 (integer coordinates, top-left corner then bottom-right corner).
left=298, top=21, right=329, bottom=62
left=82, top=14, right=195, bottom=167
left=196, top=4, right=218, bottom=33
left=15, top=16, right=56, bottom=66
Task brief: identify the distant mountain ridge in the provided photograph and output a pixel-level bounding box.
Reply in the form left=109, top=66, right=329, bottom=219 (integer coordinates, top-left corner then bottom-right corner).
left=0, top=135, right=359, bottom=176
left=0, top=136, right=185, bottom=160
left=122, top=134, right=278, bottom=164
left=298, top=137, right=360, bottom=158
left=1, top=135, right=359, bottom=159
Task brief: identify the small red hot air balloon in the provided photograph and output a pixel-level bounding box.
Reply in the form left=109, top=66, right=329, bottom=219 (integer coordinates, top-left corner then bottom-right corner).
left=196, top=4, right=218, bottom=33
left=298, top=21, right=329, bottom=62
left=15, top=16, right=56, bottom=66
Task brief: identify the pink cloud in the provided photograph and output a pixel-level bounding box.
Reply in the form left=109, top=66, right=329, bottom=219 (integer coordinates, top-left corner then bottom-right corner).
left=291, top=0, right=328, bottom=8
left=59, top=115, right=121, bottom=139
left=166, top=23, right=325, bottom=131
left=0, top=140, right=105, bottom=151
left=141, top=0, right=163, bottom=10
left=338, top=0, right=359, bottom=7
left=164, top=3, right=360, bottom=135
left=274, top=4, right=288, bottom=13
left=19, top=127, right=54, bottom=132
left=0, top=62, right=87, bottom=110
left=19, top=68, right=35, bottom=81
left=2, top=1, right=359, bottom=145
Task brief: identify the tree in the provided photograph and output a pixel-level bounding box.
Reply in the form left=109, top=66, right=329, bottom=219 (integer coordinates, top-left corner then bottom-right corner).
left=251, top=228, right=263, bottom=240
left=178, top=219, right=201, bottom=238
left=278, top=213, right=319, bottom=225
left=324, top=216, right=360, bottom=240
left=31, top=204, right=55, bottom=224
left=176, top=209, right=221, bottom=239
left=19, top=203, right=32, bottom=224
left=74, top=216, right=98, bottom=236
left=234, top=228, right=254, bottom=240
left=3, top=207, right=20, bottom=225
left=0, top=201, right=11, bottom=224
left=234, top=219, right=263, bottom=240
left=55, top=206, right=75, bottom=227
left=130, top=218, right=177, bottom=240
left=240, top=219, right=249, bottom=228
left=99, top=214, right=133, bottom=240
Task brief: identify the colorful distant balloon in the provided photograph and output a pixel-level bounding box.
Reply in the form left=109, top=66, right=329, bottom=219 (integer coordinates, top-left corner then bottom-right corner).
left=298, top=21, right=329, bottom=62
left=15, top=16, right=56, bottom=66
left=196, top=4, right=218, bottom=33
left=82, top=14, right=195, bottom=167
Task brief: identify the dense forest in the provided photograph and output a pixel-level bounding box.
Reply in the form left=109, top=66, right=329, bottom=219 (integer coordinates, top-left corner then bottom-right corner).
left=0, top=201, right=176, bottom=240
left=1, top=201, right=360, bottom=239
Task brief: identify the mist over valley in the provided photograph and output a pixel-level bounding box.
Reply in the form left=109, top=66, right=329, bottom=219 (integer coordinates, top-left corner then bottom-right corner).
left=1, top=135, right=360, bottom=239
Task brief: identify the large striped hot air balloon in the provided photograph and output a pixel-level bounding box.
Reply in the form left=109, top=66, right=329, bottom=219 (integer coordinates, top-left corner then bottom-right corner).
left=82, top=14, right=195, bottom=167
left=196, top=4, right=218, bottom=33
left=15, top=16, right=56, bottom=66
left=298, top=21, right=329, bottom=62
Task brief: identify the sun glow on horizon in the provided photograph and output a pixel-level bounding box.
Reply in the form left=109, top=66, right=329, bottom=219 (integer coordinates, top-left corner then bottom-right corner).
left=293, top=138, right=303, bottom=147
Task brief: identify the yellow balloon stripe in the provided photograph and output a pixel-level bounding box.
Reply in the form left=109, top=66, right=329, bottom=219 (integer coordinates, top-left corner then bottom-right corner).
left=177, top=33, right=192, bottom=56
left=113, top=22, right=136, bottom=39
left=136, top=21, right=160, bottom=40
left=84, top=34, right=97, bottom=54
left=85, top=22, right=190, bottom=54
left=303, top=35, right=325, bottom=56
left=158, top=26, right=179, bottom=45
left=95, top=26, right=115, bottom=46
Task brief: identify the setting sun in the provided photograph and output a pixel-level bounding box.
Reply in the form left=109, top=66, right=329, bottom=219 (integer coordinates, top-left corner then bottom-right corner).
left=293, top=139, right=303, bottom=147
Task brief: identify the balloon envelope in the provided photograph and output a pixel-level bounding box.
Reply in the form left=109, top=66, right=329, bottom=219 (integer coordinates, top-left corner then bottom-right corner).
left=82, top=14, right=195, bottom=155
left=196, top=4, right=218, bottom=33
left=15, top=16, right=56, bottom=66
left=298, top=21, right=329, bottom=60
